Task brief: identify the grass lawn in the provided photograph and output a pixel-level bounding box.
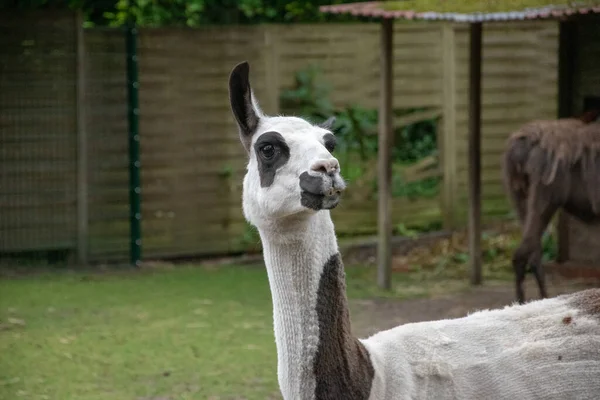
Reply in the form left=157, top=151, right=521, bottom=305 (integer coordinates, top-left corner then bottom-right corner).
left=0, top=230, right=520, bottom=400
left=1, top=265, right=281, bottom=400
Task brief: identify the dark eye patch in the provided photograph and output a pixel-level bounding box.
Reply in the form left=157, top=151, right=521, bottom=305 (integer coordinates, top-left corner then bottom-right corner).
left=253, top=131, right=290, bottom=188
left=323, top=133, right=336, bottom=153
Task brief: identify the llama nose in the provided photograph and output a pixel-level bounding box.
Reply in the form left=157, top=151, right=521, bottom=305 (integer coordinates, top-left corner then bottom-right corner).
left=311, top=158, right=340, bottom=176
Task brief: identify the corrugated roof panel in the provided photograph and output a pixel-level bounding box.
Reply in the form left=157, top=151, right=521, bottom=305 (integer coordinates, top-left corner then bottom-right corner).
left=320, top=1, right=600, bottom=22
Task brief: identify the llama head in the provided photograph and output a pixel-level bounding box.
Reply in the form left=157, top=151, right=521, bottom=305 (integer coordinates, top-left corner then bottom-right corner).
left=228, top=61, right=346, bottom=229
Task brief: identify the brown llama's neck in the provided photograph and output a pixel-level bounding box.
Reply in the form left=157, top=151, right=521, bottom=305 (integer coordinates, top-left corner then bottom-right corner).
left=258, top=212, right=375, bottom=400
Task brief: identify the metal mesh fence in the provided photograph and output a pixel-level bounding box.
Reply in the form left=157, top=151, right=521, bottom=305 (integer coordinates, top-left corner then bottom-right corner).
left=0, top=12, right=134, bottom=267
left=0, top=11, right=79, bottom=266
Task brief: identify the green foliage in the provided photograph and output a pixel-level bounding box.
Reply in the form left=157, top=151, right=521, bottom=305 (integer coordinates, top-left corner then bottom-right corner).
left=104, top=0, right=252, bottom=27
left=452, top=252, right=469, bottom=263
left=394, top=118, right=437, bottom=163
left=0, top=0, right=82, bottom=8
left=2, top=0, right=361, bottom=26
left=237, top=221, right=262, bottom=253
left=449, top=228, right=558, bottom=268
left=333, top=106, right=378, bottom=161
left=542, top=229, right=557, bottom=262
left=392, top=174, right=441, bottom=199
left=395, top=223, right=420, bottom=239
left=280, top=64, right=335, bottom=119
left=218, top=163, right=233, bottom=178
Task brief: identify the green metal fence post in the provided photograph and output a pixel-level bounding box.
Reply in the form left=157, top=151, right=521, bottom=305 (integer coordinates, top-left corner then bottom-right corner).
left=126, top=21, right=141, bottom=267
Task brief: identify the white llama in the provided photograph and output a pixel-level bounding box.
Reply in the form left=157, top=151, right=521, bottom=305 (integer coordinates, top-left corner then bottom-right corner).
left=228, top=61, right=600, bottom=400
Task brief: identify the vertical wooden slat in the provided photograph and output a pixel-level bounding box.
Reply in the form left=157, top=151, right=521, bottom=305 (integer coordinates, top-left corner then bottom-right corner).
left=377, top=18, right=394, bottom=290
left=441, top=23, right=457, bottom=230
left=264, top=25, right=281, bottom=116
left=76, top=10, right=88, bottom=264
left=468, top=22, right=483, bottom=285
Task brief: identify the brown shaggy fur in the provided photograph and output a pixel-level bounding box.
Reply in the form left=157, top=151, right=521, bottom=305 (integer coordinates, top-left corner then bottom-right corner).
left=502, top=111, right=600, bottom=304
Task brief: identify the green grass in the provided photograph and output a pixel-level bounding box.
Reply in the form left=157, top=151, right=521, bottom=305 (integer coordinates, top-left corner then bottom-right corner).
left=0, top=246, right=518, bottom=400
left=0, top=266, right=279, bottom=400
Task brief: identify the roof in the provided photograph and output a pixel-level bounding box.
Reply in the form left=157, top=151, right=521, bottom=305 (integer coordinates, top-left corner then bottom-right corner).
left=320, top=1, right=600, bottom=22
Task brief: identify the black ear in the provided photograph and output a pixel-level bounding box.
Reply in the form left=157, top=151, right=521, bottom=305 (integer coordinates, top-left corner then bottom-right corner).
left=319, top=116, right=336, bottom=131
left=229, top=61, right=261, bottom=152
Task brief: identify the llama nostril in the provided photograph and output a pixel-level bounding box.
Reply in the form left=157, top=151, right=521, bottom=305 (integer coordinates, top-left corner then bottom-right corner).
left=314, top=165, right=329, bottom=175
left=311, top=159, right=340, bottom=176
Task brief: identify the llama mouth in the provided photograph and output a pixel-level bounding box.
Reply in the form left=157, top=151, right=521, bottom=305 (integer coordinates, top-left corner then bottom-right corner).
left=299, top=171, right=344, bottom=210
left=301, top=190, right=340, bottom=210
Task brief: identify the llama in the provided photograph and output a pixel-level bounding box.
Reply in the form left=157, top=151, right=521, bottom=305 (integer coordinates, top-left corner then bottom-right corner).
left=503, top=113, right=600, bottom=304
left=228, top=61, right=600, bottom=400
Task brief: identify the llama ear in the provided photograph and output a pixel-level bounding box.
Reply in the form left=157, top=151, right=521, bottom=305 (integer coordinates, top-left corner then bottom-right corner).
left=319, top=116, right=336, bottom=131
left=229, top=61, right=262, bottom=152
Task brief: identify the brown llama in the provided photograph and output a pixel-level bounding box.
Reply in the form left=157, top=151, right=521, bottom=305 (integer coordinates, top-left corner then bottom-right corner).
left=502, top=109, right=600, bottom=304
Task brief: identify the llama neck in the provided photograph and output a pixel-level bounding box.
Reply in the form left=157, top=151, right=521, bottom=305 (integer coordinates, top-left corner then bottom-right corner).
left=259, top=212, right=374, bottom=400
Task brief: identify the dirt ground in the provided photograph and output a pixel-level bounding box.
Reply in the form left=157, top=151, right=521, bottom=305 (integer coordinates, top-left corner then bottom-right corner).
left=349, top=277, right=599, bottom=338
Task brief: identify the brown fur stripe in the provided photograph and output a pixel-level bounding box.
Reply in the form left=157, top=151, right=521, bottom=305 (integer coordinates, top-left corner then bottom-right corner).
left=314, top=253, right=374, bottom=399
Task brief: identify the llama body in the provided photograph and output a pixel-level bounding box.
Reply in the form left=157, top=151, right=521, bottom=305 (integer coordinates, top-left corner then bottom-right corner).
left=261, top=209, right=600, bottom=400
left=364, top=292, right=600, bottom=399
left=229, top=61, right=600, bottom=400
left=503, top=117, right=600, bottom=303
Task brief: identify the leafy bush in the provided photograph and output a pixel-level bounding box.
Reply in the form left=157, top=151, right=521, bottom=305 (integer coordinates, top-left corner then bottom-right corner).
left=394, top=116, right=437, bottom=163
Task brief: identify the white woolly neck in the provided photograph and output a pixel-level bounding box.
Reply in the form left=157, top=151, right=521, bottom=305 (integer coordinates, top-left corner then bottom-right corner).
left=258, top=211, right=339, bottom=400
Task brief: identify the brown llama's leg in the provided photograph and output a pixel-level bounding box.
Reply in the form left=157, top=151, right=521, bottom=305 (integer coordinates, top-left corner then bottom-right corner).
left=512, top=184, right=558, bottom=304
left=513, top=257, right=527, bottom=305
left=504, top=173, right=528, bottom=226
left=513, top=190, right=528, bottom=226
left=506, top=182, right=529, bottom=303
left=511, top=191, right=532, bottom=304
left=529, top=244, right=548, bottom=300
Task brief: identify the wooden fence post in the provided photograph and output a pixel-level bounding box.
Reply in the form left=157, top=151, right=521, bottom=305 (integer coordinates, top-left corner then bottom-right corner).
left=377, top=18, right=394, bottom=290
left=441, top=23, right=457, bottom=230
left=468, top=22, right=483, bottom=286
left=264, top=25, right=281, bottom=116
left=75, top=10, right=89, bottom=265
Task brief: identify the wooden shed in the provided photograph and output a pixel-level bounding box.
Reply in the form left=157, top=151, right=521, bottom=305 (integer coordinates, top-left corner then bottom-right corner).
left=320, top=1, right=600, bottom=287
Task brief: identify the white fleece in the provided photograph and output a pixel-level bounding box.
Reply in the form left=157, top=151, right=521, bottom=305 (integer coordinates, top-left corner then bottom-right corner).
left=362, top=294, right=600, bottom=400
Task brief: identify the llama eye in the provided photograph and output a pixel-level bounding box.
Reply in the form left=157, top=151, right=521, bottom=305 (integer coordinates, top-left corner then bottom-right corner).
left=260, top=144, right=275, bottom=159
left=323, top=133, right=336, bottom=153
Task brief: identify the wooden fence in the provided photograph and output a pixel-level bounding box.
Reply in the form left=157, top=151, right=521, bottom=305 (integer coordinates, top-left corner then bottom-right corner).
left=0, top=11, right=560, bottom=263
